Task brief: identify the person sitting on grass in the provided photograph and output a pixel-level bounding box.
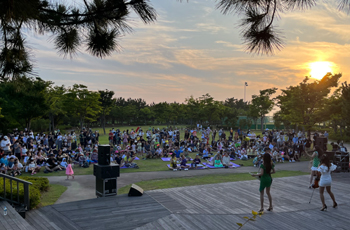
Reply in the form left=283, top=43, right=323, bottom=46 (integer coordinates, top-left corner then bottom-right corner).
left=124, top=152, right=138, bottom=168
left=11, top=161, right=22, bottom=176
left=0, top=163, right=7, bottom=174
left=91, top=150, right=98, bottom=163
left=191, top=154, right=202, bottom=169
left=60, top=158, right=68, bottom=169
left=78, top=153, right=87, bottom=167
left=115, top=153, right=124, bottom=167
left=29, top=159, right=41, bottom=175
left=45, top=154, right=63, bottom=172
left=209, top=150, right=223, bottom=166
left=293, top=150, right=300, bottom=162
left=7, top=157, right=15, bottom=172
left=0, top=154, right=8, bottom=169
left=241, top=150, right=248, bottom=160
left=202, top=147, right=210, bottom=160
left=222, top=152, right=232, bottom=168
left=180, top=155, right=190, bottom=171
left=174, top=146, right=183, bottom=160
left=170, top=153, right=179, bottom=171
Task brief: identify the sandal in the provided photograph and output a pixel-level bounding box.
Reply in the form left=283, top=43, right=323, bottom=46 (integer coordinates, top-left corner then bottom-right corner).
left=258, top=209, right=264, bottom=213
left=267, top=207, right=273, bottom=211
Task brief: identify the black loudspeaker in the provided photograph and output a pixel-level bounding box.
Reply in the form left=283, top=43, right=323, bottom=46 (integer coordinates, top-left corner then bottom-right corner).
left=96, top=178, right=117, bottom=197
left=315, top=137, right=327, bottom=151
left=128, top=184, right=144, bottom=197
left=332, top=151, right=349, bottom=172
left=98, top=145, right=110, bottom=165
left=325, top=151, right=335, bottom=161
left=94, top=164, right=120, bottom=179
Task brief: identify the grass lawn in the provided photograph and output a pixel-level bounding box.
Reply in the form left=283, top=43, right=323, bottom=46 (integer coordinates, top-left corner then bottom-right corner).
left=38, top=184, right=67, bottom=207
left=118, top=170, right=309, bottom=194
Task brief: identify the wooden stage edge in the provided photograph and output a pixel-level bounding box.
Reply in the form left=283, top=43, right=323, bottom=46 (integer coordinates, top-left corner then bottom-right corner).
left=3, top=174, right=350, bottom=230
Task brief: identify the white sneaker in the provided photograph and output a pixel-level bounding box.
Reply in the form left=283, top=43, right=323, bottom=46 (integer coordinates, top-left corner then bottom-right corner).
left=292, top=160, right=295, bottom=162
left=289, top=160, right=291, bottom=162
left=173, top=169, right=177, bottom=171
left=185, top=168, right=188, bottom=171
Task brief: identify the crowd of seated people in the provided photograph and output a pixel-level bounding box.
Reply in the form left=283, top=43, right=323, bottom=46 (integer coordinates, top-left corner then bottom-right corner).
left=0, top=125, right=337, bottom=175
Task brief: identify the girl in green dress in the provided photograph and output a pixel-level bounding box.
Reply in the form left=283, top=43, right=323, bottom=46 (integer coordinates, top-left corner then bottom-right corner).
left=308, top=145, right=321, bottom=188
left=251, top=152, right=275, bottom=212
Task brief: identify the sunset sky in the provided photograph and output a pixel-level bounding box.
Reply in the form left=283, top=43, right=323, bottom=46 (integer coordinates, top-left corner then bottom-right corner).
left=28, top=0, right=350, bottom=103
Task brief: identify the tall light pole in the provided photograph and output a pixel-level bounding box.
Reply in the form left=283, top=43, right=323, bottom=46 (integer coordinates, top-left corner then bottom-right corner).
left=244, top=82, right=248, bottom=102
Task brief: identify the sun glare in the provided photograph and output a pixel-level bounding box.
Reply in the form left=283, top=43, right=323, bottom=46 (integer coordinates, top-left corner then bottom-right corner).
left=309, top=61, right=333, bottom=80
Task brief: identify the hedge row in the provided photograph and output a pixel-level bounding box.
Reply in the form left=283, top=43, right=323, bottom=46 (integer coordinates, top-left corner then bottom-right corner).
left=0, top=177, right=49, bottom=209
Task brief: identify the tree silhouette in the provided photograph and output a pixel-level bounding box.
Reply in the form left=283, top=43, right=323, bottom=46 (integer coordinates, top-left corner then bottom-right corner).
left=0, top=0, right=157, bottom=79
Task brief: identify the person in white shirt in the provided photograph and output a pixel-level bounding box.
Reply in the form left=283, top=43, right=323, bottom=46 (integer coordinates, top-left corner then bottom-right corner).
left=1, top=136, right=11, bottom=154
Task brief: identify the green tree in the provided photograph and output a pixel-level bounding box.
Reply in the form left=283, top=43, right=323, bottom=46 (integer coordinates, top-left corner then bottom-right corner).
left=250, top=88, right=277, bottom=132
left=98, top=89, right=115, bottom=134
left=247, top=103, right=260, bottom=130
left=216, top=0, right=348, bottom=54
left=276, top=74, right=341, bottom=137
left=0, top=76, right=50, bottom=130
left=0, top=0, right=157, bottom=79
left=224, top=97, right=249, bottom=115
left=239, top=119, right=248, bottom=130
left=324, top=90, right=344, bottom=136
left=65, top=84, right=102, bottom=130
left=45, top=85, right=67, bottom=132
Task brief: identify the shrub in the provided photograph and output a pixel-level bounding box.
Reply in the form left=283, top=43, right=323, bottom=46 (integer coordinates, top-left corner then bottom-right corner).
left=19, top=177, right=50, bottom=192
left=0, top=177, right=50, bottom=209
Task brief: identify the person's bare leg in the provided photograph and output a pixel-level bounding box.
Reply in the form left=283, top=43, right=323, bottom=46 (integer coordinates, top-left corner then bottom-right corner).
left=266, top=187, right=272, bottom=209
left=326, top=186, right=336, bottom=205
left=260, top=190, right=264, bottom=211
left=310, top=171, right=314, bottom=185
left=319, top=187, right=326, bottom=208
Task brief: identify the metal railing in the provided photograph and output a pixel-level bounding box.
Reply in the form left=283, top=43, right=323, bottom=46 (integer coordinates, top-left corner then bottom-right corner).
left=0, top=174, right=32, bottom=210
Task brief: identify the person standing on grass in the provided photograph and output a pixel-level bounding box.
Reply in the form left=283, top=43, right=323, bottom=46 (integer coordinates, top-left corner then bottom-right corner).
left=66, top=159, right=74, bottom=180
left=251, top=150, right=275, bottom=213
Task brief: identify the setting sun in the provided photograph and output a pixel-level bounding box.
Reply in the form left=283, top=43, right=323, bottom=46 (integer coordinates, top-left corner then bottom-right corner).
left=309, top=61, right=334, bottom=80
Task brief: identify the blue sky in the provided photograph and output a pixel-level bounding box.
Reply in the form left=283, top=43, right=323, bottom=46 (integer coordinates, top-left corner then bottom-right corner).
left=27, top=0, right=350, bottom=103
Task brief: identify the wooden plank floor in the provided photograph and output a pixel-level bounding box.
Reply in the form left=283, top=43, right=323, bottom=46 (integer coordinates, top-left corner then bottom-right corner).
left=24, top=173, right=350, bottom=230
left=0, top=201, right=34, bottom=230
left=26, top=193, right=171, bottom=230
left=138, top=174, right=350, bottom=230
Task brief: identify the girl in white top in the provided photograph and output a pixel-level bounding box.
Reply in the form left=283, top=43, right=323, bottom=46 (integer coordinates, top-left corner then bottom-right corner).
left=317, top=153, right=337, bottom=211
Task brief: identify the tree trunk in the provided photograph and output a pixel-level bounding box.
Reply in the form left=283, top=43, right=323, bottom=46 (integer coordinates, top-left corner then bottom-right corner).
left=27, top=119, right=31, bottom=130
left=340, top=126, right=343, bottom=137
left=52, top=115, right=55, bottom=131
left=101, top=113, right=106, bottom=135
left=260, top=116, right=264, bottom=133
left=49, top=113, right=52, bottom=132
left=80, top=117, right=83, bottom=130
left=333, top=120, right=337, bottom=134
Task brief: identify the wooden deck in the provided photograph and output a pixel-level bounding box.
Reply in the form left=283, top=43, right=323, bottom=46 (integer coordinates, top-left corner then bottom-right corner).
left=140, top=173, right=350, bottom=230
left=0, top=201, right=34, bottom=230
left=5, top=173, right=350, bottom=230
left=25, top=193, right=171, bottom=230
